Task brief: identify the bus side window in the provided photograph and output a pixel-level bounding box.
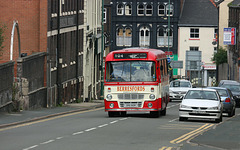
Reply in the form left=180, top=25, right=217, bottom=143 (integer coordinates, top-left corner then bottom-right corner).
left=160, top=60, right=163, bottom=77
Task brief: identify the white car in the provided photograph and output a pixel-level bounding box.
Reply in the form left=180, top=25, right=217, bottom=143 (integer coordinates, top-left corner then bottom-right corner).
left=169, top=80, right=192, bottom=101
left=179, top=88, right=223, bottom=123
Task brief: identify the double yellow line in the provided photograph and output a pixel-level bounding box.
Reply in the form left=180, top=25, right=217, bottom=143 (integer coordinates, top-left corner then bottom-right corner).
left=170, top=123, right=214, bottom=144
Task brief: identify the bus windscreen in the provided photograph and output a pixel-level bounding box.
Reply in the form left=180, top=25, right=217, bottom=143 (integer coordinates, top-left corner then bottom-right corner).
left=106, top=61, right=156, bottom=82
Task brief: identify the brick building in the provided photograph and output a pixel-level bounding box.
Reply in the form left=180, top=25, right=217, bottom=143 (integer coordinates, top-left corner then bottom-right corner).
left=0, top=0, right=103, bottom=107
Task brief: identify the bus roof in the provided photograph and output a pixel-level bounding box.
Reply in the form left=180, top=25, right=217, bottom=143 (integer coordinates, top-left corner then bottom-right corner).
left=105, top=47, right=167, bottom=61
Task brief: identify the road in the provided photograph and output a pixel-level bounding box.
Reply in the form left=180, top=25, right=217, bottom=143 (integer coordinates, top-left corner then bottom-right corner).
left=0, top=101, right=239, bottom=150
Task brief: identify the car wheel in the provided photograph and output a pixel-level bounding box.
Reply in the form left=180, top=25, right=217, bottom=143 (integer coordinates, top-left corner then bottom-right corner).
left=179, top=117, right=187, bottom=121
left=215, top=114, right=222, bottom=123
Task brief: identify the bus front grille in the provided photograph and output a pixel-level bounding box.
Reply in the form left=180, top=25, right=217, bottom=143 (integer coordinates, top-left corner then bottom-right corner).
left=117, top=93, right=144, bottom=100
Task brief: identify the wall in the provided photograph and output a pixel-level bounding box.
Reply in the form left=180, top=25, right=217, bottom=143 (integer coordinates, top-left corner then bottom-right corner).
left=178, top=27, right=217, bottom=76
left=0, top=61, right=14, bottom=111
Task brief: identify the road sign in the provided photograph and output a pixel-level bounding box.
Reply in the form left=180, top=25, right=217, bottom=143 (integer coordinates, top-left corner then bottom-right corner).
left=165, top=51, right=173, bottom=56
left=224, top=28, right=236, bottom=45
left=171, top=61, right=183, bottom=69
left=167, top=57, right=171, bottom=63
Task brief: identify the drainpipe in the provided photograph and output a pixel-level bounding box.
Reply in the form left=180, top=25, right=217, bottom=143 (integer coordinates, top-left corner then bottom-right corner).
left=100, top=0, right=104, bottom=100
left=76, top=0, right=79, bottom=100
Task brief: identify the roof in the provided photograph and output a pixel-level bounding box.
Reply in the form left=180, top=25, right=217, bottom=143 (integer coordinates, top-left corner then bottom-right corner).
left=179, top=0, right=218, bottom=27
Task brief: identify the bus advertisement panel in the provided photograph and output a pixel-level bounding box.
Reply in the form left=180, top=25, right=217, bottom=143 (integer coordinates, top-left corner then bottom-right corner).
left=104, top=48, right=169, bottom=117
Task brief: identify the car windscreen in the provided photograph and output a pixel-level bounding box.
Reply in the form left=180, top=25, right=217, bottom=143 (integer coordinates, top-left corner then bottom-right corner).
left=170, top=81, right=191, bottom=87
left=106, top=61, right=156, bottom=82
left=185, top=90, right=218, bottom=100
left=216, top=89, right=228, bottom=97
left=221, top=84, right=240, bottom=92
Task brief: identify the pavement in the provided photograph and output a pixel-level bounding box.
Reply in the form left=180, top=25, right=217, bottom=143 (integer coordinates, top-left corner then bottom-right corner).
left=0, top=100, right=104, bottom=129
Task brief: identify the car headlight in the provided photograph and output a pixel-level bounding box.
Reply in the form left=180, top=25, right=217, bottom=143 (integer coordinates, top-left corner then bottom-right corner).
left=180, top=104, right=191, bottom=109
left=208, top=106, right=219, bottom=110
left=106, top=94, right=112, bottom=100
left=149, top=94, right=155, bottom=99
left=169, top=89, right=173, bottom=93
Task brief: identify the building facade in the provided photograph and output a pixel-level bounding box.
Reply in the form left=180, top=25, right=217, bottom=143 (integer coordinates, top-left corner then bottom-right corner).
left=108, top=0, right=181, bottom=65
left=0, top=0, right=103, bottom=107
left=228, top=0, right=240, bottom=81
left=178, top=0, right=218, bottom=86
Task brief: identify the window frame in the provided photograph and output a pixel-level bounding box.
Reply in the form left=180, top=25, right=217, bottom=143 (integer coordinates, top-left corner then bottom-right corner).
left=166, top=4, right=174, bottom=16
left=139, top=26, right=150, bottom=47
left=125, top=3, right=132, bottom=15
left=117, top=3, right=124, bottom=15
left=158, top=4, right=165, bottom=16
left=190, top=28, right=200, bottom=39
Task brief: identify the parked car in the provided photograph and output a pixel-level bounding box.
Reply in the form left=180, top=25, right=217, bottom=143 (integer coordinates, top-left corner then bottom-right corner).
left=169, top=80, right=192, bottom=101
left=218, top=80, right=239, bottom=87
left=179, top=88, right=223, bottom=123
left=218, top=80, right=240, bottom=107
left=208, top=87, right=236, bottom=117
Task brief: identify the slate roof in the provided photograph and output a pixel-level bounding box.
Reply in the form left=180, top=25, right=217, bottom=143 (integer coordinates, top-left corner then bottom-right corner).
left=179, top=0, right=218, bottom=27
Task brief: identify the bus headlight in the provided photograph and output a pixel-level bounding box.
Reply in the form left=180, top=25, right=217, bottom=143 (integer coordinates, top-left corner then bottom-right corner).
left=149, top=94, right=155, bottom=100
left=106, top=94, right=112, bottom=100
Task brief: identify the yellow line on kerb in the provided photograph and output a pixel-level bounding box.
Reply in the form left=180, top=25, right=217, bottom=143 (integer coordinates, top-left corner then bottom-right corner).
left=170, top=123, right=214, bottom=144
left=0, top=107, right=103, bottom=132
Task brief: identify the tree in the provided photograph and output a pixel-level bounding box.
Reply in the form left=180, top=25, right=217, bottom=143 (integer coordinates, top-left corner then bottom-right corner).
left=0, top=23, right=6, bottom=57
left=212, top=46, right=228, bottom=66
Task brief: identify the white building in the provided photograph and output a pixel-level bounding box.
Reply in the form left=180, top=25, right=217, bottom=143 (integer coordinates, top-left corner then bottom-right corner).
left=83, top=0, right=103, bottom=101
left=178, top=0, right=218, bottom=86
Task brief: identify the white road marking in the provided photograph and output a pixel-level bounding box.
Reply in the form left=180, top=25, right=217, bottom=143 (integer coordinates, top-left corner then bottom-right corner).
left=169, top=118, right=179, bottom=122
left=98, top=124, right=108, bottom=128
left=119, top=118, right=128, bottom=121
left=110, top=120, right=118, bottom=124
left=40, top=140, right=55, bottom=145
left=73, top=131, right=84, bottom=135
left=56, top=137, right=63, bottom=140
left=23, top=145, right=38, bottom=150
left=85, top=127, right=96, bottom=132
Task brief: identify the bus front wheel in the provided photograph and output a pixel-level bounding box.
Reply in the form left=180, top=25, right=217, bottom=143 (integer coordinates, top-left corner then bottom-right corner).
left=108, top=111, right=120, bottom=117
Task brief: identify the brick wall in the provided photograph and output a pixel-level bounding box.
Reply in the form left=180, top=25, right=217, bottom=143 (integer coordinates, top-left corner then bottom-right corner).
left=0, top=0, right=47, bottom=63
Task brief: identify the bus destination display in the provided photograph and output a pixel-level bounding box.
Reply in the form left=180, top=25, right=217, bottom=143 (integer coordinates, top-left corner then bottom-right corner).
left=114, top=53, right=147, bottom=59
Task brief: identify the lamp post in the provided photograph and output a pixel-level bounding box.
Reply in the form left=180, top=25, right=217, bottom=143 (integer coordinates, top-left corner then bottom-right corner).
left=167, top=0, right=170, bottom=58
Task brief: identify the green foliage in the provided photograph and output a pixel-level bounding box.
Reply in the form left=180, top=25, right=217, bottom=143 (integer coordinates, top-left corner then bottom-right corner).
left=0, top=23, right=6, bottom=57
left=212, top=46, right=227, bottom=66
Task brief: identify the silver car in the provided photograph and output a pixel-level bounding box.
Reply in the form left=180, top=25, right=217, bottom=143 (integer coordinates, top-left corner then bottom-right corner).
left=179, top=88, right=223, bottom=123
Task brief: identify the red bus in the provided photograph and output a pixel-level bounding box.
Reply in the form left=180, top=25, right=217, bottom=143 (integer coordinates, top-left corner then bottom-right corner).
left=104, top=47, right=169, bottom=117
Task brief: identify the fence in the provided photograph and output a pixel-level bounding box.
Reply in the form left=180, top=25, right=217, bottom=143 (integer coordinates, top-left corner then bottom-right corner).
left=0, top=61, right=14, bottom=111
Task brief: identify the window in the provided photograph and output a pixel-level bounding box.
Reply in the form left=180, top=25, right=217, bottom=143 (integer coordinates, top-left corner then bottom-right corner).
left=139, top=26, right=150, bottom=47
left=190, top=47, right=199, bottom=51
left=158, top=4, right=165, bottom=16
left=106, top=61, right=156, bottom=82
left=166, top=4, right=174, bottom=16
left=157, top=28, right=173, bottom=47
left=190, top=61, right=197, bottom=69
left=190, top=28, right=199, bottom=38
left=138, top=4, right=144, bottom=16
left=125, top=4, right=132, bottom=15
left=146, top=4, right=153, bottom=16
left=117, top=4, right=124, bottom=15
left=103, top=8, right=107, bottom=23
left=116, top=27, right=132, bottom=46
left=137, top=3, right=152, bottom=16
